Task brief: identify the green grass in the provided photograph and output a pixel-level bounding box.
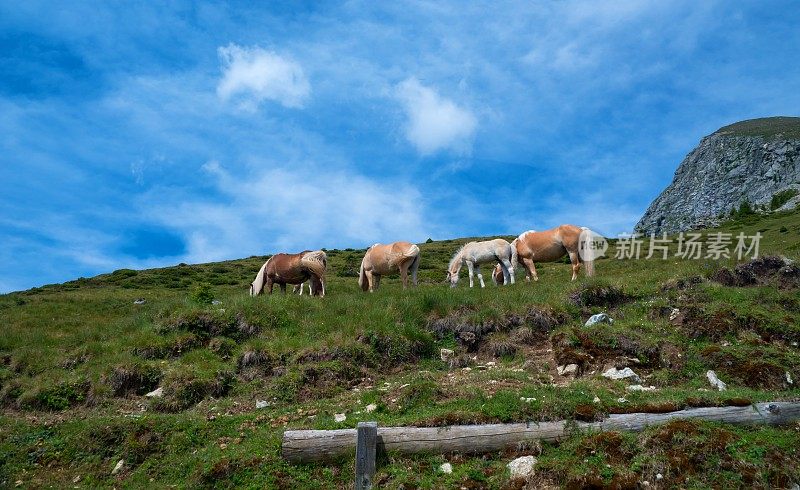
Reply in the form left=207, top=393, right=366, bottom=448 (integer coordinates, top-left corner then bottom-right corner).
left=2, top=210, right=800, bottom=487
left=714, top=116, right=800, bottom=140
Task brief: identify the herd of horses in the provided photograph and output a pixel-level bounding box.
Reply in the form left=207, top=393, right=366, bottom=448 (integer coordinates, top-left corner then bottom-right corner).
left=249, top=224, right=596, bottom=297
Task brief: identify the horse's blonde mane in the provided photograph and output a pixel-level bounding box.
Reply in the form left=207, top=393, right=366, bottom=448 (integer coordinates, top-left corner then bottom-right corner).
left=448, top=243, right=469, bottom=271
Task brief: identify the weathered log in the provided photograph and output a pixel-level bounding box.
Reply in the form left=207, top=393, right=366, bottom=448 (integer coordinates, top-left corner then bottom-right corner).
left=282, top=401, right=800, bottom=463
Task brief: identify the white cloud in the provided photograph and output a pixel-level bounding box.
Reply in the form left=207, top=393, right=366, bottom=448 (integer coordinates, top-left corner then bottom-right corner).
left=216, top=44, right=310, bottom=109
left=142, top=161, right=431, bottom=262
left=396, top=77, right=477, bottom=156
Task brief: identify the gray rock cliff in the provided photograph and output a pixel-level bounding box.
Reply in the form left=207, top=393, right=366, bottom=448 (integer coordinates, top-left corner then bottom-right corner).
left=635, top=117, right=800, bottom=235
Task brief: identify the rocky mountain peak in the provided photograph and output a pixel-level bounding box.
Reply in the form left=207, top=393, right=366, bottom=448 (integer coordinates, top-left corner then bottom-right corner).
left=635, top=116, right=800, bottom=235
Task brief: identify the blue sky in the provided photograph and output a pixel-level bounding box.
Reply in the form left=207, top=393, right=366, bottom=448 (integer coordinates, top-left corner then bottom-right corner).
left=1, top=1, right=799, bottom=293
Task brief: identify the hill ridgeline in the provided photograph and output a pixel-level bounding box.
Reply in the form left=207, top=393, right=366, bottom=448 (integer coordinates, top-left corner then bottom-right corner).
left=635, top=116, right=800, bottom=235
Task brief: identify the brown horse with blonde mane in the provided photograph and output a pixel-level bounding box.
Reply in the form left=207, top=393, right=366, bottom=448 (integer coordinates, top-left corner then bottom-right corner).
left=492, top=225, right=596, bottom=284
left=250, top=250, right=327, bottom=297
left=359, top=241, right=420, bottom=292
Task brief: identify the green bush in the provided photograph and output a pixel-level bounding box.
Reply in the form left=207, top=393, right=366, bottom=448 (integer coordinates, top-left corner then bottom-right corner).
left=19, top=378, right=90, bottom=411
left=190, top=283, right=215, bottom=305
left=771, top=188, right=799, bottom=210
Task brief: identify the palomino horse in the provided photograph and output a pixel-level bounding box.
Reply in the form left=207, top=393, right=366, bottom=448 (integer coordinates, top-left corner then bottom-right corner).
left=250, top=250, right=327, bottom=297
left=447, top=239, right=515, bottom=288
left=492, top=225, right=596, bottom=283
left=358, top=241, right=420, bottom=292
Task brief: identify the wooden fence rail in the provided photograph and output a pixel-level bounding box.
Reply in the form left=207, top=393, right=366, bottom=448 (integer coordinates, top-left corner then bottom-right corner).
left=282, top=401, right=800, bottom=464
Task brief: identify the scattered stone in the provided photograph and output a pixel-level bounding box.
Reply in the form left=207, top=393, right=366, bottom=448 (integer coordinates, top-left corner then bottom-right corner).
left=593, top=396, right=601, bottom=403
left=440, top=348, right=455, bottom=362
left=602, top=367, right=642, bottom=383
left=111, top=459, right=124, bottom=475
left=133, top=298, right=146, bottom=305
left=73, top=475, right=81, bottom=483
left=520, top=397, right=536, bottom=403
left=435, top=462, right=452, bottom=474
left=557, top=364, right=578, bottom=376
left=507, top=456, right=537, bottom=479
left=617, top=397, right=627, bottom=403
left=334, top=413, right=346, bottom=423
left=656, top=473, right=663, bottom=481
left=211, top=299, right=222, bottom=305
left=144, top=387, right=163, bottom=398
left=365, top=403, right=377, bottom=413
left=585, top=313, right=613, bottom=327
left=706, top=370, right=727, bottom=391
left=255, top=400, right=270, bottom=409
left=669, top=308, right=680, bottom=321
left=462, top=367, right=472, bottom=372
left=626, top=384, right=657, bottom=392
left=787, top=372, right=794, bottom=385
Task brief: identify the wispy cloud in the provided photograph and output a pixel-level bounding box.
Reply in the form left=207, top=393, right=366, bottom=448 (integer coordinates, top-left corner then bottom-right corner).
left=217, top=44, right=310, bottom=110
left=396, top=77, right=477, bottom=156
left=141, top=160, right=432, bottom=262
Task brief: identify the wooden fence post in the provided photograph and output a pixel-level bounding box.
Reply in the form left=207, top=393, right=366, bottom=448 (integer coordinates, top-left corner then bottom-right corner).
left=355, top=421, right=377, bottom=490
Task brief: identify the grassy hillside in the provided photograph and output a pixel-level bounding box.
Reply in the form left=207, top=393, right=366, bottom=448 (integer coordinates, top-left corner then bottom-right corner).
left=714, top=116, right=800, bottom=140
left=2, top=210, right=800, bottom=488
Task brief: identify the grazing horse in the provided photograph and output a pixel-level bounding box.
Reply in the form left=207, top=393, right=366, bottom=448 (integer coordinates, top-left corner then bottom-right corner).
left=447, top=239, right=515, bottom=288
left=250, top=250, right=327, bottom=297
left=358, top=241, right=420, bottom=292
left=492, top=225, right=596, bottom=283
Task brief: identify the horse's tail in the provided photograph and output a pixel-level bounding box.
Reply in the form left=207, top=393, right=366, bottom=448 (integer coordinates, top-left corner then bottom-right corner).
left=358, top=255, right=369, bottom=291
left=579, top=227, right=596, bottom=277
left=510, top=238, right=519, bottom=269
left=301, top=250, right=327, bottom=278
left=404, top=243, right=420, bottom=259
left=250, top=257, right=271, bottom=296
left=301, top=250, right=327, bottom=296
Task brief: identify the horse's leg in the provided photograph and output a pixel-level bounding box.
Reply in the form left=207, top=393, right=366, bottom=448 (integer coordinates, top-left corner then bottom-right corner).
left=568, top=252, right=581, bottom=280
left=467, top=261, right=475, bottom=288
left=375, top=275, right=381, bottom=290
left=522, top=258, right=538, bottom=282
left=400, top=263, right=409, bottom=289
left=279, top=283, right=287, bottom=294
left=365, top=270, right=375, bottom=292
left=293, top=283, right=302, bottom=295
left=267, top=278, right=275, bottom=294
left=500, top=259, right=515, bottom=285
left=475, top=264, right=485, bottom=288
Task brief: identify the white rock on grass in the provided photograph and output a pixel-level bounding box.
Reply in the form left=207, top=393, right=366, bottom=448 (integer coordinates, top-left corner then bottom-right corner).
left=626, top=385, right=657, bottom=392
left=144, top=387, right=163, bottom=398
left=440, top=348, right=454, bottom=362
left=365, top=403, right=377, bottom=413
left=439, top=462, right=453, bottom=474
left=255, top=400, right=270, bottom=409
left=111, top=459, right=124, bottom=475
left=787, top=372, right=794, bottom=385
left=557, top=364, right=578, bottom=376
left=706, top=370, right=727, bottom=391
left=602, top=367, right=641, bottom=383
left=334, top=413, right=346, bottom=423
left=585, top=313, right=613, bottom=327
left=507, top=456, right=537, bottom=479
